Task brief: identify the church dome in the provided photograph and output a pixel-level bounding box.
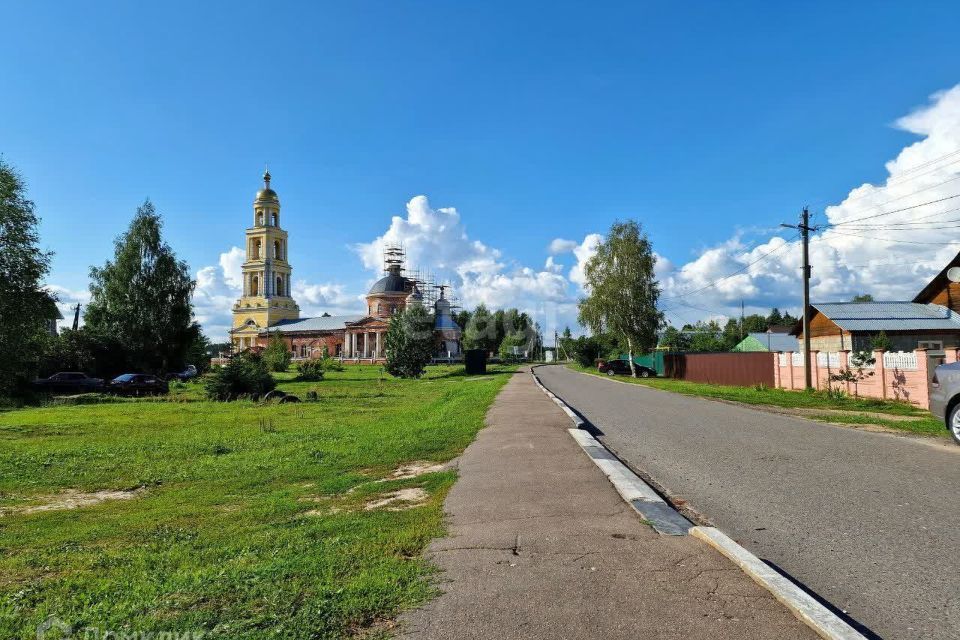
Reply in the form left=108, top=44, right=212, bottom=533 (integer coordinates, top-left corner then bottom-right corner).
left=255, top=170, right=279, bottom=203
left=256, top=188, right=279, bottom=202
left=369, top=273, right=408, bottom=294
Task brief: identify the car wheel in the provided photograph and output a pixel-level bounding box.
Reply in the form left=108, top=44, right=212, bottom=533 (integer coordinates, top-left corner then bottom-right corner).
left=606, top=370, right=615, bottom=376
left=949, top=403, right=960, bottom=446
left=639, top=369, right=651, bottom=378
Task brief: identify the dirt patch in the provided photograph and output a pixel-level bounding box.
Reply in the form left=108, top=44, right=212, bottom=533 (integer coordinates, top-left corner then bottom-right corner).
left=364, top=488, right=429, bottom=511
left=383, top=460, right=453, bottom=481
left=1, top=487, right=145, bottom=516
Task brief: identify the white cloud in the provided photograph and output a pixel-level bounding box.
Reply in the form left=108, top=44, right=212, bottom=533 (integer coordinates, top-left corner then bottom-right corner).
left=657, top=83, right=960, bottom=326
left=193, top=246, right=360, bottom=341
left=356, top=196, right=601, bottom=337
left=548, top=238, right=579, bottom=254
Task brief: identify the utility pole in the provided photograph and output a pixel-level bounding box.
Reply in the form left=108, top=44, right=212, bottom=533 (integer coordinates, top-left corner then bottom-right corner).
left=782, top=207, right=816, bottom=390
left=740, top=300, right=745, bottom=341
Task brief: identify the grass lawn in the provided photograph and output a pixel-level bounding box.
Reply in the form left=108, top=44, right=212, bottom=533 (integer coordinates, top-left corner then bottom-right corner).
left=568, top=364, right=948, bottom=437
left=0, top=364, right=516, bottom=639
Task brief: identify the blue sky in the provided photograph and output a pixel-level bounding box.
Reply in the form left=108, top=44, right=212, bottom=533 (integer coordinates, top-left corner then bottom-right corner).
left=4, top=1, right=960, bottom=339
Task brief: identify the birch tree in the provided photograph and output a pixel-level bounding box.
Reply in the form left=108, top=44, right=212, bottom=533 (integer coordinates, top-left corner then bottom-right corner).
left=577, top=221, right=663, bottom=377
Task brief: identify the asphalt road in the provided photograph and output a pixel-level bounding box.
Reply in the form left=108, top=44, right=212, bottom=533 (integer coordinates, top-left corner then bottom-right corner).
left=535, top=365, right=960, bottom=640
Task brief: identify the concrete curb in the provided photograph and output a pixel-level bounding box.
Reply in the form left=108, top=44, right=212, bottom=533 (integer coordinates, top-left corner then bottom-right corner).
left=691, top=527, right=867, bottom=640
left=531, top=365, right=868, bottom=640
left=530, top=367, right=691, bottom=536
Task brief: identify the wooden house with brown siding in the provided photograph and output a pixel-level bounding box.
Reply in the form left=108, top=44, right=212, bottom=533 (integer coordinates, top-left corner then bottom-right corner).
left=913, top=250, right=960, bottom=313
left=793, top=251, right=960, bottom=353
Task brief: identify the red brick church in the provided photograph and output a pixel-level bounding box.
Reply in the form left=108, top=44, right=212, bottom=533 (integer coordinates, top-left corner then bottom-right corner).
left=228, top=172, right=461, bottom=362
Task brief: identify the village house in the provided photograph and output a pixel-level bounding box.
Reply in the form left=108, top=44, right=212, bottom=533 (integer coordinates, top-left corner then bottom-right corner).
left=792, top=250, right=960, bottom=354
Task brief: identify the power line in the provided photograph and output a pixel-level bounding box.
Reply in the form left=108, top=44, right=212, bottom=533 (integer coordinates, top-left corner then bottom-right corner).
left=821, top=227, right=960, bottom=246
left=827, top=191, right=960, bottom=227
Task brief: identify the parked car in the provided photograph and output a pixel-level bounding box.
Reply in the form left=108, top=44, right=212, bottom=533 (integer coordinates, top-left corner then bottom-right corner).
left=108, top=373, right=169, bottom=396
left=928, top=362, right=960, bottom=445
left=167, top=364, right=198, bottom=381
left=32, top=372, right=104, bottom=394
left=597, top=359, right=657, bottom=378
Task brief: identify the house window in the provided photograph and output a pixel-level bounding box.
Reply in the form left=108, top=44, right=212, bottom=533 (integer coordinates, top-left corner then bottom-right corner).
left=300, top=345, right=307, bottom=358
left=377, top=303, right=382, bottom=315
left=918, top=340, right=943, bottom=351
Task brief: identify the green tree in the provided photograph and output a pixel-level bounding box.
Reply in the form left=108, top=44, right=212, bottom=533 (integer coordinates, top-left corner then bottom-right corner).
left=453, top=309, right=472, bottom=331
left=385, top=304, right=435, bottom=378
left=85, top=201, right=197, bottom=374
left=262, top=331, right=291, bottom=372
left=578, top=221, right=664, bottom=376
left=463, top=304, right=498, bottom=353
left=767, top=308, right=784, bottom=325
left=687, top=320, right=726, bottom=352
left=0, top=160, right=55, bottom=396
left=658, top=325, right=690, bottom=351
left=852, top=293, right=875, bottom=302
left=870, top=331, right=892, bottom=351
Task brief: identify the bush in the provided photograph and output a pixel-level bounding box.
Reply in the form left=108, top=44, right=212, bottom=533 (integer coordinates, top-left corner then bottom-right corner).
left=321, top=356, right=344, bottom=372
left=296, top=359, right=325, bottom=381
left=263, top=332, right=292, bottom=372
left=205, top=352, right=276, bottom=400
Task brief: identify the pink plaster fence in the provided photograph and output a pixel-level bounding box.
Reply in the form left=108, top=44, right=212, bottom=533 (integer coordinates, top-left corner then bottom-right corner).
left=773, top=348, right=954, bottom=409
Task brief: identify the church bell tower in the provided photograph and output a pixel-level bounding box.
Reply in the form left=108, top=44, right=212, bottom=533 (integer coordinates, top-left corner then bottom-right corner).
left=230, top=170, right=300, bottom=351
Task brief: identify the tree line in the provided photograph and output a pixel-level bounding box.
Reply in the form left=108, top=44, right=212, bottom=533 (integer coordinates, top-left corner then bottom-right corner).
left=0, top=160, right=207, bottom=398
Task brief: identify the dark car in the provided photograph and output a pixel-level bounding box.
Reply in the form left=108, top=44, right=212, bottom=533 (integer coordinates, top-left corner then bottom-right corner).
left=32, top=372, right=104, bottom=394
left=108, top=374, right=169, bottom=396
left=597, top=359, right=656, bottom=378
left=167, top=364, right=198, bottom=382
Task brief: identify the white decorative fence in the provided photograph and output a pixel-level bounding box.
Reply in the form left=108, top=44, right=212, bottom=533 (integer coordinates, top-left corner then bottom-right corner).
left=778, top=353, right=788, bottom=366
left=792, top=352, right=805, bottom=366
left=817, top=352, right=840, bottom=368
left=882, top=351, right=918, bottom=370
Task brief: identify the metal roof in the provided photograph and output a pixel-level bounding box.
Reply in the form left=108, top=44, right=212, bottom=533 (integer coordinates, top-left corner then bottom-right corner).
left=260, top=315, right=364, bottom=333
left=369, top=273, right=409, bottom=294
left=743, top=332, right=799, bottom=352
left=811, top=301, right=960, bottom=332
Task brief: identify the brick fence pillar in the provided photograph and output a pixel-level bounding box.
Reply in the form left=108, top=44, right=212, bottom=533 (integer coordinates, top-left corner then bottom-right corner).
left=945, top=348, right=959, bottom=364
left=787, top=351, right=795, bottom=389
left=811, top=350, right=820, bottom=390
left=874, top=349, right=887, bottom=399
left=914, top=348, right=930, bottom=409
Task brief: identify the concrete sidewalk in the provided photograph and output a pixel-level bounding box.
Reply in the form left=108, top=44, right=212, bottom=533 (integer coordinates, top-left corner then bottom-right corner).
left=398, top=369, right=817, bottom=639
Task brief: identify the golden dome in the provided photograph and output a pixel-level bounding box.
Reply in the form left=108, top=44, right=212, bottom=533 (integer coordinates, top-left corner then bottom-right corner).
left=255, top=169, right=279, bottom=203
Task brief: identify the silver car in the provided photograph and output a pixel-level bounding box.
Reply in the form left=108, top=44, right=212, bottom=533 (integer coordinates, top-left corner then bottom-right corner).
left=929, top=362, right=960, bottom=445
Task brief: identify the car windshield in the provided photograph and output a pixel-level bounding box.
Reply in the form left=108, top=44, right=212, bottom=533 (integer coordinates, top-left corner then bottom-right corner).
left=112, top=374, right=136, bottom=382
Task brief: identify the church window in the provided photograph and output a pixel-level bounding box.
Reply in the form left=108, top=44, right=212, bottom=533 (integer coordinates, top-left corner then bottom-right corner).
left=251, top=276, right=259, bottom=296
left=271, top=212, right=278, bottom=226
left=274, top=240, right=282, bottom=259
left=257, top=211, right=264, bottom=226
left=377, top=303, right=382, bottom=315
left=276, top=276, right=283, bottom=296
